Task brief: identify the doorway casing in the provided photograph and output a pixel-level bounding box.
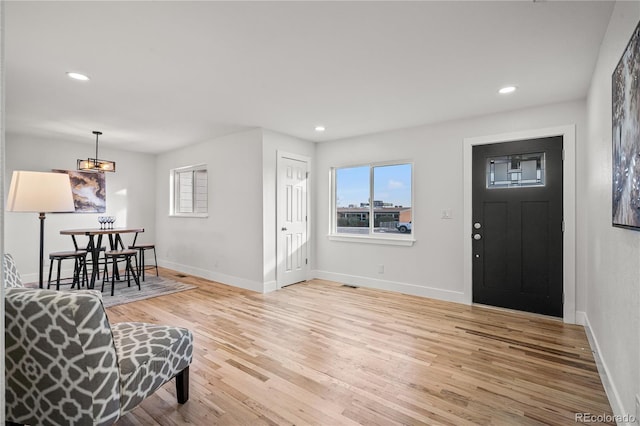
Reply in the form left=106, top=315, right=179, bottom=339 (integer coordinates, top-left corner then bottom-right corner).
left=463, top=125, right=576, bottom=323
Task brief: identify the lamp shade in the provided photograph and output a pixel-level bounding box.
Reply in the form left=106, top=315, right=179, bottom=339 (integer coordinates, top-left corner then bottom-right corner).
left=6, top=171, right=75, bottom=213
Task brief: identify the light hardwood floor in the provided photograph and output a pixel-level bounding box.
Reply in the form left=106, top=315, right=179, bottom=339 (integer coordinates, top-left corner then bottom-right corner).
left=108, top=268, right=613, bottom=426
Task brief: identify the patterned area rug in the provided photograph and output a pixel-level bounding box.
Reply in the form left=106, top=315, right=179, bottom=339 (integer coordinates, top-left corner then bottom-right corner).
left=100, top=276, right=197, bottom=308
left=26, top=276, right=197, bottom=308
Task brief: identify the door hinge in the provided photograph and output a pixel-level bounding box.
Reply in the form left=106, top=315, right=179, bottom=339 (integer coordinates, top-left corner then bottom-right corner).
left=306, top=172, right=309, bottom=178
left=562, top=149, right=565, bottom=161
left=305, top=258, right=308, bottom=265
left=562, top=220, right=565, bottom=233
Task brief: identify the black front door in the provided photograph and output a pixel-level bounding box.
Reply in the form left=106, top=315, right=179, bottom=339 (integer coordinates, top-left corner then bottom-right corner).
left=472, top=136, right=563, bottom=317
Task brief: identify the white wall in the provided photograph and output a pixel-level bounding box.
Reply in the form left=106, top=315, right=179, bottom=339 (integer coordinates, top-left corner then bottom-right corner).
left=155, top=128, right=266, bottom=292
left=262, top=129, right=315, bottom=291
left=4, top=133, right=156, bottom=282
left=314, top=100, right=586, bottom=306
left=154, top=128, right=315, bottom=293
left=584, top=2, right=640, bottom=421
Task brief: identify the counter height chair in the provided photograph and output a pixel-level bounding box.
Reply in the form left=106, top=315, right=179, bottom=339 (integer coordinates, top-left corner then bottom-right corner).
left=47, top=250, right=89, bottom=290
left=128, top=242, right=158, bottom=281
left=128, top=231, right=157, bottom=281
left=71, top=235, right=108, bottom=281
left=102, top=249, right=140, bottom=296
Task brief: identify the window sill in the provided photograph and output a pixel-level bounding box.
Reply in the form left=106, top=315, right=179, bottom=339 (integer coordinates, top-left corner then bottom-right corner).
left=169, top=213, right=209, bottom=218
left=327, top=234, right=415, bottom=246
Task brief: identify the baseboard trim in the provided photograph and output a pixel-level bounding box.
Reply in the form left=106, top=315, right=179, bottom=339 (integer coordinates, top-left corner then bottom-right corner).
left=583, top=314, right=631, bottom=424
left=264, top=280, right=277, bottom=293
left=575, top=310, right=586, bottom=326
left=159, top=260, right=265, bottom=293
left=311, top=270, right=466, bottom=304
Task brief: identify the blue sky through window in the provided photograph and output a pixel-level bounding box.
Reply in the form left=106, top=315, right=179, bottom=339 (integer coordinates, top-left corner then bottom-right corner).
left=336, top=164, right=411, bottom=208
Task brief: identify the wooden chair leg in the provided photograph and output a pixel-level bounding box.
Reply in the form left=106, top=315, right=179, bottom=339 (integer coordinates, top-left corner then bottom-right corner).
left=56, top=259, right=62, bottom=291
left=152, top=247, right=159, bottom=277
left=126, top=256, right=132, bottom=287
left=102, top=254, right=109, bottom=281
left=101, top=256, right=108, bottom=293
left=82, top=255, right=88, bottom=287
left=71, top=258, right=78, bottom=289
left=176, top=366, right=189, bottom=404
left=111, top=257, right=117, bottom=297
left=140, top=248, right=146, bottom=281
left=129, top=256, right=141, bottom=291
left=47, top=259, right=54, bottom=289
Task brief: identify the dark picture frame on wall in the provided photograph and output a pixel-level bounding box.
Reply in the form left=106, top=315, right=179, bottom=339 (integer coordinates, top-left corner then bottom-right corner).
left=53, top=169, right=106, bottom=213
left=612, top=20, right=640, bottom=230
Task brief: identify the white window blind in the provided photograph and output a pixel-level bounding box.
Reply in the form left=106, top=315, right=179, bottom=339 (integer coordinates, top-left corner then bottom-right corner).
left=194, top=170, right=208, bottom=213
left=171, top=165, right=208, bottom=217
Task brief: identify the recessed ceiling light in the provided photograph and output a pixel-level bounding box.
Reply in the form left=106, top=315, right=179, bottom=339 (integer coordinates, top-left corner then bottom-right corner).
left=66, top=72, right=90, bottom=81
left=315, top=126, right=326, bottom=132
left=499, top=86, right=517, bottom=94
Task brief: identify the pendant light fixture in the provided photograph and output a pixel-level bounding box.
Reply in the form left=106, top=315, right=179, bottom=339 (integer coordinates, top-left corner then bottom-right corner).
left=77, top=131, right=116, bottom=172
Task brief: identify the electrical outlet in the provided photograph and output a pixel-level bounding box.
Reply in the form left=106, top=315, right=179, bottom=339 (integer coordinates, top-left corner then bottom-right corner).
left=378, top=264, right=384, bottom=274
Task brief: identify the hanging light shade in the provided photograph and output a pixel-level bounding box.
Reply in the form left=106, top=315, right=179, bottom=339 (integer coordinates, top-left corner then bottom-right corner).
left=77, top=131, right=116, bottom=172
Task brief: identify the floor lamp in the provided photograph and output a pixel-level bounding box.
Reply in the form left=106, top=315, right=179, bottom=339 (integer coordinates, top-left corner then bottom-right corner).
left=6, top=171, right=75, bottom=288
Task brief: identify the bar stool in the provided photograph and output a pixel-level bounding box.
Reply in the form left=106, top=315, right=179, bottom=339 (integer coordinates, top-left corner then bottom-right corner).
left=102, top=249, right=140, bottom=296
left=47, top=250, right=88, bottom=290
left=90, top=246, right=108, bottom=280
left=128, top=243, right=158, bottom=281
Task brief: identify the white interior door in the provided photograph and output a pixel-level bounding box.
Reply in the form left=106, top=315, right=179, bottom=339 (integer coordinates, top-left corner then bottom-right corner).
left=277, top=154, right=309, bottom=288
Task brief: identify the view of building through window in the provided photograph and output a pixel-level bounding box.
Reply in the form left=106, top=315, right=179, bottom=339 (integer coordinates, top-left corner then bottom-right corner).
left=335, top=163, right=412, bottom=234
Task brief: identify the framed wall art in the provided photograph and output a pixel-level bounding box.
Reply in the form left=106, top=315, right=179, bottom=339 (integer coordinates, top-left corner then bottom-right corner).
left=612, top=20, right=640, bottom=229
left=53, top=169, right=106, bottom=213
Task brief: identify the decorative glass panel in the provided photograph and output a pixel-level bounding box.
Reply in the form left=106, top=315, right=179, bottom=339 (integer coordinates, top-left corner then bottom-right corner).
left=486, top=153, right=545, bottom=188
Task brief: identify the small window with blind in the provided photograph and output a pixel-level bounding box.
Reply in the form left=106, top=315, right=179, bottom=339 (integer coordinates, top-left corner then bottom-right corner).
left=170, top=164, right=208, bottom=217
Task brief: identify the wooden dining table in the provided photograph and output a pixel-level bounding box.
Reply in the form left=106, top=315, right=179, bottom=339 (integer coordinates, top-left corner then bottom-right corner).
left=60, top=227, right=145, bottom=289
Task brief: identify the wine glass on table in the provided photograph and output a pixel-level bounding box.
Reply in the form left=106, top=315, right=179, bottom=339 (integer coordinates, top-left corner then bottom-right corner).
left=98, top=216, right=105, bottom=229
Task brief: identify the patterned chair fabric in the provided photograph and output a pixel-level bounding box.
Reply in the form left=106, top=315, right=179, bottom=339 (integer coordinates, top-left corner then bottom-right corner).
left=111, top=322, right=193, bottom=415
left=3, top=253, right=23, bottom=288
left=5, top=288, right=193, bottom=425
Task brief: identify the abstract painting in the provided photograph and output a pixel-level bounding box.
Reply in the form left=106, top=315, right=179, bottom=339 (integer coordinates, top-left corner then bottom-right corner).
left=612, top=21, right=640, bottom=229
left=53, top=169, right=106, bottom=213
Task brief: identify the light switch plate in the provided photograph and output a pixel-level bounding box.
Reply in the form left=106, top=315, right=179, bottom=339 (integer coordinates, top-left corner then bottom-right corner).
left=441, top=209, right=452, bottom=219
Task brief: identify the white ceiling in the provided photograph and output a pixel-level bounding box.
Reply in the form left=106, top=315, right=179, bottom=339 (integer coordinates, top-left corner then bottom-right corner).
left=5, top=1, right=614, bottom=154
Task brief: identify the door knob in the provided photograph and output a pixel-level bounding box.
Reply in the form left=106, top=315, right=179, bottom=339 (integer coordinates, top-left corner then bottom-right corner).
left=473, top=234, right=482, bottom=240
left=474, top=222, right=482, bottom=229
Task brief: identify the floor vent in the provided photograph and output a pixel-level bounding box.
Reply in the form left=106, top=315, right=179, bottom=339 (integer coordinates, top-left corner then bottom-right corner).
left=342, top=284, right=358, bottom=289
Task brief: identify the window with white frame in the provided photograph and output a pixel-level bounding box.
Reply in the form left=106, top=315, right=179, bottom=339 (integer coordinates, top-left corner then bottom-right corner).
left=333, top=162, right=412, bottom=239
left=170, top=165, right=208, bottom=217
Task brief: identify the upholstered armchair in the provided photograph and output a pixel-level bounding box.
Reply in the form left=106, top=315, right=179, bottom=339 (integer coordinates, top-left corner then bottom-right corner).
left=4, top=253, right=194, bottom=425
left=3, top=253, right=23, bottom=288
